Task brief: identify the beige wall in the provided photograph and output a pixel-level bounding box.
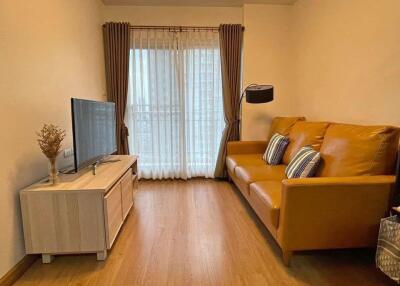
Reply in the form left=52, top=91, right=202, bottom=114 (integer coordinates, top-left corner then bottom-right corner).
left=242, top=4, right=293, bottom=140
left=242, top=0, right=400, bottom=139
left=102, top=5, right=243, bottom=25
left=0, top=0, right=105, bottom=277
left=291, top=0, right=400, bottom=126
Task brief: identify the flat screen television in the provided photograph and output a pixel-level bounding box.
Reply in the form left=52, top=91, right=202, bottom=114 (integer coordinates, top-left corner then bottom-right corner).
left=71, top=98, right=117, bottom=172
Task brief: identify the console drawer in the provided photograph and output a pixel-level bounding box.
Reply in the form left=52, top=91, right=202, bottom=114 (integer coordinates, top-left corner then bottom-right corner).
left=104, top=183, right=123, bottom=249
left=121, top=170, right=133, bottom=219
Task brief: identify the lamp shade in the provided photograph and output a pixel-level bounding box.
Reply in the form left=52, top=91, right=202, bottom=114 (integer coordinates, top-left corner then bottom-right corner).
left=245, top=85, right=274, bottom=104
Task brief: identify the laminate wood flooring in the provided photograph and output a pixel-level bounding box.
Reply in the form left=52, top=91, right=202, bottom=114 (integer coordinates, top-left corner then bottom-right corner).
left=14, top=179, right=395, bottom=285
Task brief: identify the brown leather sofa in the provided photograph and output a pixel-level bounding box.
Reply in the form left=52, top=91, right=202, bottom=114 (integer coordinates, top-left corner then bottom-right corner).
left=226, top=117, right=400, bottom=265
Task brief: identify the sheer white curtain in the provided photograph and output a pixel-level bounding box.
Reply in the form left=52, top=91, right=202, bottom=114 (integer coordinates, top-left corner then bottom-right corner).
left=126, top=29, right=224, bottom=179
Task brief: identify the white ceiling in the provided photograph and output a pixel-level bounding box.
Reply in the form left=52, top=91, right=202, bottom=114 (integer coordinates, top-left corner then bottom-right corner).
left=102, top=0, right=297, bottom=7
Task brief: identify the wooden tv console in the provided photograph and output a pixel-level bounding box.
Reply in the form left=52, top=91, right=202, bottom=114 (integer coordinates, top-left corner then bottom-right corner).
left=20, top=155, right=138, bottom=263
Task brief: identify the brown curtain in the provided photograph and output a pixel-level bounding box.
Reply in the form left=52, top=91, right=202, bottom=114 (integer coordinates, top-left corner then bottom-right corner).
left=103, top=22, right=130, bottom=155
left=214, top=24, right=243, bottom=178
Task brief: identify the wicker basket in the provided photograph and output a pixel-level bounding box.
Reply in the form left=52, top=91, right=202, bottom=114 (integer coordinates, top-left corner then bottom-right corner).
left=376, top=215, right=400, bottom=283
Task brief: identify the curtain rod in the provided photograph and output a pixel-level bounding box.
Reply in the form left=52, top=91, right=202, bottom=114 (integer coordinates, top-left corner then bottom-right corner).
left=129, top=25, right=245, bottom=31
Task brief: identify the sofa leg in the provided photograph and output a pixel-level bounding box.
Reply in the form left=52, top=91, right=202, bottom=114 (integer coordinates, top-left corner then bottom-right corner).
left=282, top=250, right=293, bottom=266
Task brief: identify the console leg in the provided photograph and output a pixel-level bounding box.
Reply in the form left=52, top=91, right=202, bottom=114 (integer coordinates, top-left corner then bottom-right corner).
left=97, top=250, right=107, bottom=261
left=42, top=254, right=54, bottom=264
left=282, top=250, right=293, bottom=266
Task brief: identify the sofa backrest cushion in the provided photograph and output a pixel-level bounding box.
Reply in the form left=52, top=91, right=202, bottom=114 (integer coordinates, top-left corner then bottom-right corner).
left=282, top=121, right=330, bottom=165
left=268, top=116, right=305, bottom=140
left=317, top=123, right=400, bottom=177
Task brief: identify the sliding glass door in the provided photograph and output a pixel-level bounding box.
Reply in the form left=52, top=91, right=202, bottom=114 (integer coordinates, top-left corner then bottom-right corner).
left=126, top=29, right=223, bottom=179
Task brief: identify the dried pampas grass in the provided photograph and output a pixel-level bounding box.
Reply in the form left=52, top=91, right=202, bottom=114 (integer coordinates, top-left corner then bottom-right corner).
left=36, top=124, right=66, bottom=159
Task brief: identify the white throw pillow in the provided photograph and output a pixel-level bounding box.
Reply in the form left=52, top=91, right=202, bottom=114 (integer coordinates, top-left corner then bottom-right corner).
left=285, top=146, right=321, bottom=178
left=263, top=133, right=290, bottom=165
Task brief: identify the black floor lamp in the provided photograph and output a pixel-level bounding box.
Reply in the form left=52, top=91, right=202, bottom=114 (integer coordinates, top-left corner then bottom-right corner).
left=239, top=84, right=274, bottom=137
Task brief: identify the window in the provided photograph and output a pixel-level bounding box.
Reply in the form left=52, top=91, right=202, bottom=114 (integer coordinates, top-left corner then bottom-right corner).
left=125, top=29, right=224, bottom=179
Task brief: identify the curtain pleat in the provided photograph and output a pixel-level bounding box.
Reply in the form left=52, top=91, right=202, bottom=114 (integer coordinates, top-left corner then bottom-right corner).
left=214, top=24, right=243, bottom=178
left=103, top=22, right=130, bottom=155
left=182, top=30, right=224, bottom=178
left=126, top=29, right=223, bottom=179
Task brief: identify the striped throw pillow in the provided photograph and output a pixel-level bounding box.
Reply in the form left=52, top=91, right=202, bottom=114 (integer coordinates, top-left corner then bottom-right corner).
left=263, top=133, right=290, bottom=165
left=285, top=146, right=321, bottom=179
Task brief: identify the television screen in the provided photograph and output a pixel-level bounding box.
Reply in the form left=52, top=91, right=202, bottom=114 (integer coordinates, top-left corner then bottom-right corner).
left=71, top=98, right=117, bottom=172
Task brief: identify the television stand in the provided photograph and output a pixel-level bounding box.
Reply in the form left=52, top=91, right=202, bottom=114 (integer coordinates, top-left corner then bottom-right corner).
left=20, top=155, right=138, bottom=263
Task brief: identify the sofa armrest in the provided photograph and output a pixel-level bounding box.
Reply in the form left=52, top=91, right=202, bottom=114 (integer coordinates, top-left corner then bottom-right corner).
left=227, top=141, right=267, bottom=156
left=277, top=176, right=395, bottom=251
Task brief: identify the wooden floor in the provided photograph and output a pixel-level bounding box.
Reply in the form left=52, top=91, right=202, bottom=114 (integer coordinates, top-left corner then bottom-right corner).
left=15, top=179, right=395, bottom=285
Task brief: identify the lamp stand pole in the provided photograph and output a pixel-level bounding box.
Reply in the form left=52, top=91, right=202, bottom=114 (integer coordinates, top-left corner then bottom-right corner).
left=238, top=84, right=258, bottom=140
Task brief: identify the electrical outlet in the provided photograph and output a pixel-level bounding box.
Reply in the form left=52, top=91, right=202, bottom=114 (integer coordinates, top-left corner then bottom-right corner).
left=64, top=147, right=74, bottom=158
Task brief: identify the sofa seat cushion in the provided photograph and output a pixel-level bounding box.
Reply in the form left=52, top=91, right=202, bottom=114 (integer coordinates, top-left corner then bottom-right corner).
left=226, top=154, right=265, bottom=173
left=249, top=181, right=282, bottom=229
left=234, top=165, right=286, bottom=184
left=267, top=116, right=306, bottom=140
left=318, top=123, right=400, bottom=177
left=282, top=121, right=330, bottom=164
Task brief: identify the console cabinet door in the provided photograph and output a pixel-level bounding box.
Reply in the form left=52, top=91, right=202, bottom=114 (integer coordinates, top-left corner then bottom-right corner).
left=104, top=183, right=123, bottom=249
left=121, top=169, right=134, bottom=220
